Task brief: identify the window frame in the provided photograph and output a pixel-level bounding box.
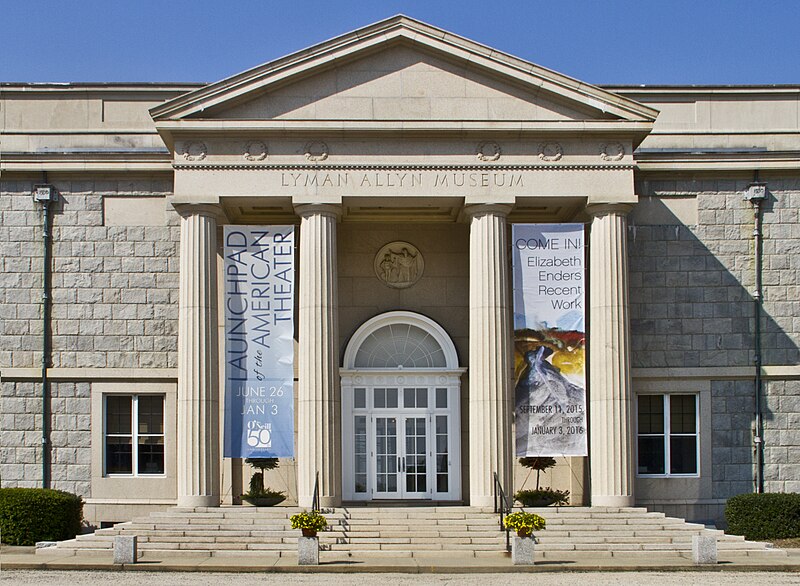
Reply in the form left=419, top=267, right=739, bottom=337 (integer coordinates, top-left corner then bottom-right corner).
left=103, top=393, right=166, bottom=477
left=635, top=392, right=700, bottom=478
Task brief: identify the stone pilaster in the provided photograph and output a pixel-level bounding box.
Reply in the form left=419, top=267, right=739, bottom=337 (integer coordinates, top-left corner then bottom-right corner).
left=465, top=204, right=514, bottom=507
left=175, top=204, right=222, bottom=507
left=295, top=204, right=341, bottom=507
left=587, top=203, right=634, bottom=507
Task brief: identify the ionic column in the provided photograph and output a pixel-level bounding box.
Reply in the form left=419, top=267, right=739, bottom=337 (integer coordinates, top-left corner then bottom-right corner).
left=466, top=204, right=514, bottom=507
left=176, top=204, right=222, bottom=508
left=295, top=204, right=341, bottom=508
left=587, top=203, right=635, bottom=507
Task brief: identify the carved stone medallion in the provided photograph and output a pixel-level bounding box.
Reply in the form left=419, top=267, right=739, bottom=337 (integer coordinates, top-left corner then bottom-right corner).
left=537, top=142, right=563, bottom=162
left=182, top=141, right=207, bottom=161
left=476, top=140, right=501, bottom=161
left=304, top=141, right=329, bottom=161
left=600, top=142, right=625, bottom=161
left=243, top=141, right=268, bottom=161
left=374, top=241, right=424, bottom=289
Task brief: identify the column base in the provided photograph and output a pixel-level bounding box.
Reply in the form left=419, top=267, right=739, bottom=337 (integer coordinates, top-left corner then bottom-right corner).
left=469, top=494, right=495, bottom=508
left=591, top=494, right=634, bottom=508
left=177, top=495, right=220, bottom=508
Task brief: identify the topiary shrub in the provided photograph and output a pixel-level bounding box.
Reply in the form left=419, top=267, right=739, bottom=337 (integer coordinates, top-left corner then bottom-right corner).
left=0, top=488, right=84, bottom=546
left=725, top=493, right=800, bottom=541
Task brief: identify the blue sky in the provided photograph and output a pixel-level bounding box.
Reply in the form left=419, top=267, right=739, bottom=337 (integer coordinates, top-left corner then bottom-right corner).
left=2, top=1, right=799, bottom=85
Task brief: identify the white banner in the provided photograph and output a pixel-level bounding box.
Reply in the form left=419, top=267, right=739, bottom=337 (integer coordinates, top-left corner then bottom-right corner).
left=223, top=226, right=295, bottom=458
left=512, top=224, right=587, bottom=457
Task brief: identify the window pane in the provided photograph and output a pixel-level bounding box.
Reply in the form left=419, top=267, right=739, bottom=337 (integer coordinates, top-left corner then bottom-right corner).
left=386, top=388, right=398, bottom=408
left=638, top=395, right=664, bottom=434
left=354, top=388, right=366, bottom=409
left=416, top=388, right=427, bottom=408
left=638, top=437, right=665, bottom=474
left=374, top=388, right=385, bottom=409
left=106, top=437, right=132, bottom=474
left=138, top=395, right=164, bottom=435
left=106, top=396, right=132, bottom=435
left=138, top=437, right=165, bottom=474
left=670, top=395, right=697, bottom=434
left=436, top=388, right=448, bottom=408
left=670, top=437, right=698, bottom=474
left=404, top=388, right=415, bottom=408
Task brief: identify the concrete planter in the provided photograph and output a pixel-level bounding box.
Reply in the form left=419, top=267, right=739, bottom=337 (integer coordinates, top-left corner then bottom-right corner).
left=512, top=535, right=535, bottom=565
left=298, top=535, right=319, bottom=565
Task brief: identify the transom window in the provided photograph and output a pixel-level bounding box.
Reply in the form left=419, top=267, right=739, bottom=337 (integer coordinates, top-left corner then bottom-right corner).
left=354, top=323, right=446, bottom=368
left=105, top=395, right=165, bottom=476
left=637, top=393, right=698, bottom=476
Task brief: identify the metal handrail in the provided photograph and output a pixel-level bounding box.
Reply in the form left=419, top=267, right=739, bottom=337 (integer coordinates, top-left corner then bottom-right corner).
left=311, top=471, right=320, bottom=512
left=493, top=472, right=512, bottom=553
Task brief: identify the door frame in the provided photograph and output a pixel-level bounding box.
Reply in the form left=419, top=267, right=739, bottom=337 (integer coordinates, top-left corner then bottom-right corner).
left=340, top=311, right=464, bottom=503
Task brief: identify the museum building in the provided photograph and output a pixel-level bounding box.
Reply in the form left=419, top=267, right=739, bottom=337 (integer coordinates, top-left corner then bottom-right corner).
left=1, top=16, right=799, bottom=528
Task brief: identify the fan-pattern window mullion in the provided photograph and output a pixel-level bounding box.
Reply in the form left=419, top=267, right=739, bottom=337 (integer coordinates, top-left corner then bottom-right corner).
left=354, top=324, right=446, bottom=368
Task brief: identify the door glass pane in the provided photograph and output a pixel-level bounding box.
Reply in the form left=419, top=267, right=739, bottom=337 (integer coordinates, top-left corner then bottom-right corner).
left=436, top=415, right=448, bottom=493
left=375, top=417, right=398, bottom=493
left=354, top=416, right=367, bottom=492
left=404, top=417, right=427, bottom=493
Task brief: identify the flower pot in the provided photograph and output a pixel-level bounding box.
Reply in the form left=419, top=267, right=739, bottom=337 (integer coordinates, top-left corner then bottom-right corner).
left=298, top=535, right=319, bottom=565
left=301, top=528, right=317, bottom=537
left=241, top=495, right=286, bottom=507
left=512, top=535, right=535, bottom=565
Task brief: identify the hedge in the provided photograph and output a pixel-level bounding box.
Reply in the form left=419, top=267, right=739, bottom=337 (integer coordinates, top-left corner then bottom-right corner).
left=725, top=492, right=800, bottom=541
left=0, top=488, right=83, bottom=546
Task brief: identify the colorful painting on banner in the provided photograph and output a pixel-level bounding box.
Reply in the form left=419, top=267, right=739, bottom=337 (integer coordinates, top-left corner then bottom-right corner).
left=512, top=224, right=587, bottom=457
left=223, top=226, right=295, bottom=458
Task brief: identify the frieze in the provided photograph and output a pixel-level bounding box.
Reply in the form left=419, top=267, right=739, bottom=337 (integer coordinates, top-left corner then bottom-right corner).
left=600, top=142, right=625, bottom=161
left=537, top=142, right=563, bottom=162
left=476, top=141, right=501, bottom=162
left=181, top=141, right=207, bottom=161
left=243, top=141, right=268, bottom=161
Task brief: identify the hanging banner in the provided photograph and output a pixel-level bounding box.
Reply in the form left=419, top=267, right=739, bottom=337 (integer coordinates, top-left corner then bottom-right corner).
left=512, top=224, right=587, bottom=457
left=223, top=226, right=295, bottom=458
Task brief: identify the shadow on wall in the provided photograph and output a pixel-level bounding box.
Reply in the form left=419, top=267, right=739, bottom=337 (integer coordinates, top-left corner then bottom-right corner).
left=627, top=183, right=799, bottom=503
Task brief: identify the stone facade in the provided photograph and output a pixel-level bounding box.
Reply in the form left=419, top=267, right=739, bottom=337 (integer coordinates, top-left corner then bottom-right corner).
left=1, top=16, right=799, bottom=528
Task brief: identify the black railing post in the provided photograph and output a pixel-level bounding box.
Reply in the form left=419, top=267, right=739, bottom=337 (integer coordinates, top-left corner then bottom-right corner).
left=312, top=471, right=320, bottom=512
left=493, top=472, right=511, bottom=552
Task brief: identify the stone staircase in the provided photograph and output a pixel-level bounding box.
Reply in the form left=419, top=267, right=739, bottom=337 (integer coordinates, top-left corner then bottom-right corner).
left=39, top=505, right=784, bottom=560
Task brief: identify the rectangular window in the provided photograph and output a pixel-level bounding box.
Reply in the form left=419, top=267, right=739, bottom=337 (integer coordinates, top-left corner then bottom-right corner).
left=637, top=394, right=698, bottom=476
left=105, top=395, right=165, bottom=476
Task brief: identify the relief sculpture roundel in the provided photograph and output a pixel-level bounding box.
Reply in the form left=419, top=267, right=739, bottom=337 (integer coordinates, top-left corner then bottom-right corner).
left=374, top=241, right=424, bottom=289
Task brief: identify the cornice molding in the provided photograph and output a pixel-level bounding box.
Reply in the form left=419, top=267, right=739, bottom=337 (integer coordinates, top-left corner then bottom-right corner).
left=172, top=163, right=636, bottom=172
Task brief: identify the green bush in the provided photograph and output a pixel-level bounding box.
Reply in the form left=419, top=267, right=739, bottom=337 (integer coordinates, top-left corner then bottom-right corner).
left=725, top=493, right=800, bottom=540
left=0, top=488, right=84, bottom=546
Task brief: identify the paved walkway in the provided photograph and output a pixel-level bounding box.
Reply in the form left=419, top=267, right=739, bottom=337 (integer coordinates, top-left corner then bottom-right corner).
left=1, top=544, right=799, bottom=575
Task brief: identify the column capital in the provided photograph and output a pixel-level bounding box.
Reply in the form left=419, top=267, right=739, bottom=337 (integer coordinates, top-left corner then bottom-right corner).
left=462, top=203, right=513, bottom=220
left=173, top=202, right=227, bottom=222
left=585, top=202, right=634, bottom=218
left=293, top=203, right=342, bottom=220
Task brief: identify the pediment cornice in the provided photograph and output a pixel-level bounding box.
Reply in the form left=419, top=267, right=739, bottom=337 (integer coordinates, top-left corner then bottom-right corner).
left=151, top=16, right=658, bottom=127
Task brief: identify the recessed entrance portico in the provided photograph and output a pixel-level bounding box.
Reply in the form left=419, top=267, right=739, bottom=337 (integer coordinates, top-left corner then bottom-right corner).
left=341, top=311, right=464, bottom=502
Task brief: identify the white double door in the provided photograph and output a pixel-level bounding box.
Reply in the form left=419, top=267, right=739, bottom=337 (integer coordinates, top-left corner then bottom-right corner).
left=341, top=377, right=462, bottom=502
left=373, top=413, right=430, bottom=499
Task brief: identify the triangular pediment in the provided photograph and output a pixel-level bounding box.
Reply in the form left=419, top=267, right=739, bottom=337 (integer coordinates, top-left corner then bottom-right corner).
left=151, top=16, right=657, bottom=125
